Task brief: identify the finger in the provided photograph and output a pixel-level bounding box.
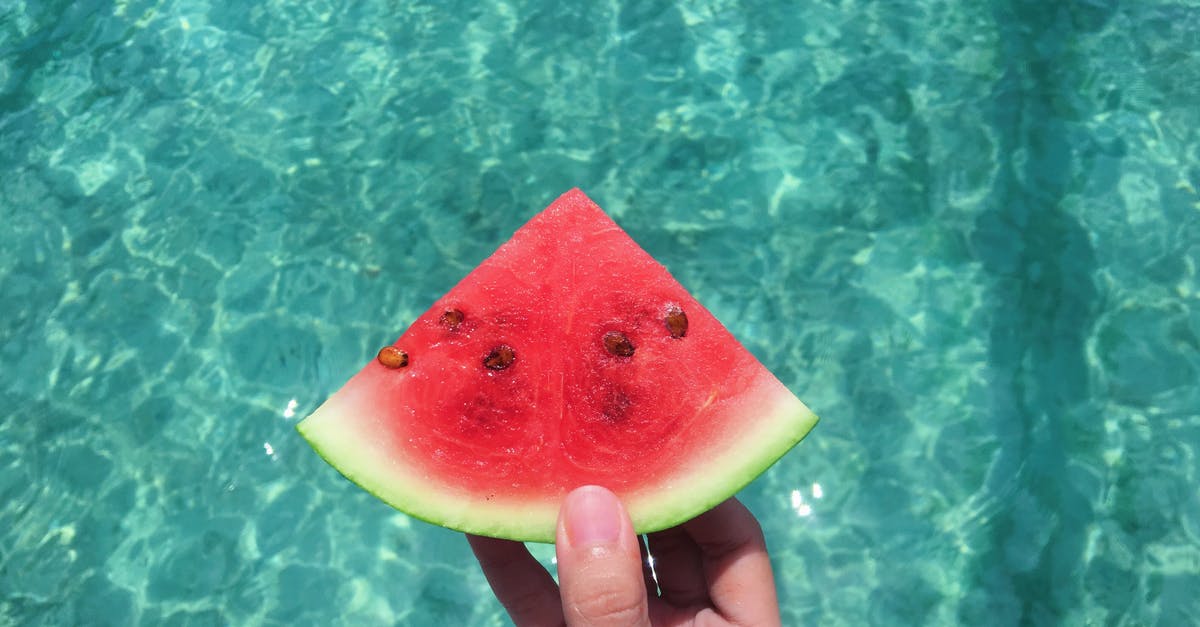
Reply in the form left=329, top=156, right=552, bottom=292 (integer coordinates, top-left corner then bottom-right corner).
left=467, top=534, right=564, bottom=626
left=555, top=486, right=651, bottom=627
left=645, top=526, right=708, bottom=607
left=682, top=498, right=781, bottom=626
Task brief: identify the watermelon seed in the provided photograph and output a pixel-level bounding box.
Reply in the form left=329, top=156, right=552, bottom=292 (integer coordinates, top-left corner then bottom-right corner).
left=483, top=345, right=516, bottom=370
left=603, top=331, right=636, bottom=357
left=377, top=346, right=409, bottom=369
left=665, top=305, right=688, bottom=338
left=440, top=308, right=464, bottom=329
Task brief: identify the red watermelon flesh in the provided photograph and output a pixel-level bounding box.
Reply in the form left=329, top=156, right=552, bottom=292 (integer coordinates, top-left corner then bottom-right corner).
left=298, top=189, right=818, bottom=542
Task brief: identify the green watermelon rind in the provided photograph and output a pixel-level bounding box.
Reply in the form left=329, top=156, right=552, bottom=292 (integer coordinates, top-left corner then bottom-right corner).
left=296, top=370, right=818, bottom=543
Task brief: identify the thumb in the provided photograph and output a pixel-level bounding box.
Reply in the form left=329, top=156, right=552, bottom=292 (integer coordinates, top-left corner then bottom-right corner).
left=555, top=486, right=651, bottom=627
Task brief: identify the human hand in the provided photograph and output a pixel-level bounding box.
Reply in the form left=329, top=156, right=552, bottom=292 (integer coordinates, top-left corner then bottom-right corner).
left=468, top=485, right=782, bottom=626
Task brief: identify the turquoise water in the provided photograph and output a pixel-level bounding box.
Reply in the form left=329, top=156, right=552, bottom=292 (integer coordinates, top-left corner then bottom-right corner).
left=2, top=0, right=1199, bottom=624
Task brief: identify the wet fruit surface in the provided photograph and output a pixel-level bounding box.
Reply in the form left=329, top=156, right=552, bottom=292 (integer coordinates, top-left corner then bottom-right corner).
left=348, top=191, right=791, bottom=497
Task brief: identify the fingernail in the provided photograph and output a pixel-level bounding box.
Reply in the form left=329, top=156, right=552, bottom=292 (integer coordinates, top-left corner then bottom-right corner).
left=564, top=486, right=622, bottom=547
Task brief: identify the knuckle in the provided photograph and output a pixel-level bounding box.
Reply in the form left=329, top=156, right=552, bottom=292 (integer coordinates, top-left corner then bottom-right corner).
left=501, top=585, right=550, bottom=617
left=569, top=586, right=646, bottom=625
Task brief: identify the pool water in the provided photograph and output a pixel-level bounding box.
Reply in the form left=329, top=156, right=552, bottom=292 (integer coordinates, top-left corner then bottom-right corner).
left=3, top=0, right=1199, bottom=624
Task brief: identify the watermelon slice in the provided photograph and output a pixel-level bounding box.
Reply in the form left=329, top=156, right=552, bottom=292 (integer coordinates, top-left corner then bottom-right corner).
left=298, top=189, right=818, bottom=542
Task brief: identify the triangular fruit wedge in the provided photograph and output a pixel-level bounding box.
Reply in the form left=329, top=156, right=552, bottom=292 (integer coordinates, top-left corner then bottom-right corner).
left=298, top=188, right=818, bottom=542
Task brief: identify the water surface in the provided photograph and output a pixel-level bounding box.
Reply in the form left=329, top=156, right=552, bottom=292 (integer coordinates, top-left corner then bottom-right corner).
left=2, top=1, right=1198, bottom=624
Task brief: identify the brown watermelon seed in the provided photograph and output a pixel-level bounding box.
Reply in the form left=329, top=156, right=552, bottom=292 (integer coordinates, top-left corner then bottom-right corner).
left=664, top=305, right=688, bottom=338
left=439, top=308, right=464, bottom=329
left=377, top=346, right=409, bottom=369
left=483, top=345, right=516, bottom=370
left=603, top=331, right=636, bottom=357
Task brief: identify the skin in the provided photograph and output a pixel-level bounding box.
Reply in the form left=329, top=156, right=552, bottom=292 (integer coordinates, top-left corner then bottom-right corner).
left=468, top=485, right=782, bottom=626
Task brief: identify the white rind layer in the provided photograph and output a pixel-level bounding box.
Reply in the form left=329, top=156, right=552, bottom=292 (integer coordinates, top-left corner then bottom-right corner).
left=297, top=370, right=817, bottom=543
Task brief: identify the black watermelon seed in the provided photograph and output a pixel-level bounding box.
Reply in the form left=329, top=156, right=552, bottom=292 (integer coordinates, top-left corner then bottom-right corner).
left=483, top=345, right=516, bottom=370
left=664, top=305, right=688, bottom=338
left=377, top=346, right=409, bottom=369
left=603, top=331, right=636, bottom=357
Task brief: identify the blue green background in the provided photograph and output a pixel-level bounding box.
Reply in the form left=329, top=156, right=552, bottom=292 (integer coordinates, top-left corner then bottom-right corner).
left=2, top=0, right=1199, bottom=624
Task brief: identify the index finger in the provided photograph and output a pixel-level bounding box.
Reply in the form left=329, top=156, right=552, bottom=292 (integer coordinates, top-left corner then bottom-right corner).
left=467, top=534, right=564, bottom=626
left=681, top=498, right=781, bottom=626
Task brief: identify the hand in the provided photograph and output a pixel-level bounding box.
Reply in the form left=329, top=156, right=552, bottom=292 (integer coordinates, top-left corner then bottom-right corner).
left=468, top=485, right=782, bottom=626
